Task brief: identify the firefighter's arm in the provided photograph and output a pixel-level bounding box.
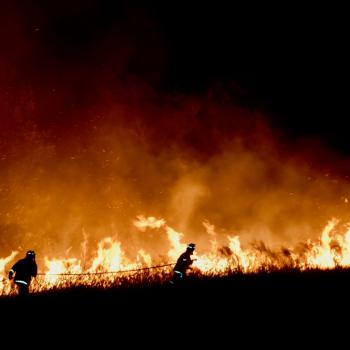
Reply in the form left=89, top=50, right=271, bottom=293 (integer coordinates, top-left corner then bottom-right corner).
left=32, top=263, right=38, bottom=278
left=9, top=261, right=20, bottom=280
left=8, top=268, right=15, bottom=280
left=188, top=258, right=197, bottom=269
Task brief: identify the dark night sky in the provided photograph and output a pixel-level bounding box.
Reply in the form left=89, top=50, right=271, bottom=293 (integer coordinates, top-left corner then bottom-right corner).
left=1, top=1, right=349, bottom=152
left=155, top=3, right=349, bottom=150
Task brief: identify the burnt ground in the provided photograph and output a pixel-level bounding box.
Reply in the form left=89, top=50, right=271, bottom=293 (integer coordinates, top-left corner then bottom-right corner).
left=1, top=268, right=349, bottom=345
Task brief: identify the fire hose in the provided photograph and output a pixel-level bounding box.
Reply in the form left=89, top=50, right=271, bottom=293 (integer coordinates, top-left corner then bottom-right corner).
left=36, top=263, right=176, bottom=276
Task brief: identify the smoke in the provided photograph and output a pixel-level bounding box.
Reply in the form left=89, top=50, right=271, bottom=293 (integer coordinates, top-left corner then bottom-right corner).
left=1, top=88, right=350, bottom=263
left=1, top=2, right=350, bottom=266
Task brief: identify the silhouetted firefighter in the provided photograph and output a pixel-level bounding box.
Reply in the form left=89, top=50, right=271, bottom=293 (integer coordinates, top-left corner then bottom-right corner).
left=170, top=243, right=196, bottom=284
left=8, top=250, right=37, bottom=296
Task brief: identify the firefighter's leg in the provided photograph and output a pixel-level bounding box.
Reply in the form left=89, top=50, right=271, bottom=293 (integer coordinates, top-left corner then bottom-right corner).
left=15, top=282, right=29, bottom=296
left=170, top=270, right=183, bottom=284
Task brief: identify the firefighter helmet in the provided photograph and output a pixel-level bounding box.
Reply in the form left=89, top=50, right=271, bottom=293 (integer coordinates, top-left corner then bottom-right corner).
left=187, top=243, right=196, bottom=250
left=26, top=250, right=36, bottom=258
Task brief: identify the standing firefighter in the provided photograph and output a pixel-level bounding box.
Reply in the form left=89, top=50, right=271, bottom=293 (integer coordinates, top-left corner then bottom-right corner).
left=8, top=250, right=37, bottom=296
left=171, top=243, right=196, bottom=285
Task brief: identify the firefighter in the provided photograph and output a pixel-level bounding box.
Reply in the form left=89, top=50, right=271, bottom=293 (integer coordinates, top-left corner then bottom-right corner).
left=8, top=250, right=37, bottom=296
left=170, top=243, right=196, bottom=284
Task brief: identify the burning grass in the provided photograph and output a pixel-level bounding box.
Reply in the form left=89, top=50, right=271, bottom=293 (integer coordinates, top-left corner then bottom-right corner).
left=2, top=216, right=350, bottom=297
left=2, top=264, right=350, bottom=303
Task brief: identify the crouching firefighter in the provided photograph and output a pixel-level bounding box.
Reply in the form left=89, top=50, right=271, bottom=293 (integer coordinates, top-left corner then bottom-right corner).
left=8, top=250, right=37, bottom=296
left=170, top=243, right=196, bottom=285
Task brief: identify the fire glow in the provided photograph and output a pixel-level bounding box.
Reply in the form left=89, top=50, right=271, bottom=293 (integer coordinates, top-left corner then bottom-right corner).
left=2, top=215, right=350, bottom=296
left=1, top=2, right=350, bottom=300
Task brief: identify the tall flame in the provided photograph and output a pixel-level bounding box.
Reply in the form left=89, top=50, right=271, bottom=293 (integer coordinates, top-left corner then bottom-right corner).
left=3, top=216, right=350, bottom=296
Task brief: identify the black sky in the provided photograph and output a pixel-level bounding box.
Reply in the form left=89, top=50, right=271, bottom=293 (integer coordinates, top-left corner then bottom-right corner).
left=155, top=3, right=349, bottom=149
left=1, top=1, right=349, bottom=153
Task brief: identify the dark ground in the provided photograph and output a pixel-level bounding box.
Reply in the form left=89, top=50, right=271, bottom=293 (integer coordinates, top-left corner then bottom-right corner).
left=1, top=269, right=350, bottom=344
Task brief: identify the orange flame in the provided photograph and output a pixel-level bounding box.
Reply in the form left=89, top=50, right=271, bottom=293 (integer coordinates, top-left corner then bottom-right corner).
left=3, top=216, right=350, bottom=296
left=133, top=216, right=166, bottom=232
left=0, top=251, right=18, bottom=294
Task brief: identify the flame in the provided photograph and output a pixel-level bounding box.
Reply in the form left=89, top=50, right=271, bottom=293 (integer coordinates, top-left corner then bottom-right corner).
left=3, top=216, right=350, bottom=296
left=166, top=226, right=186, bottom=261
left=305, top=219, right=338, bottom=268
left=137, top=249, right=152, bottom=266
left=133, top=216, right=166, bottom=232
left=133, top=214, right=186, bottom=260
left=44, top=257, right=82, bottom=284
left=203, top=220, right=218, bottom=253
left=0, top=251, right=18, bottom=294
left=89, top=238, right=124, bottom=272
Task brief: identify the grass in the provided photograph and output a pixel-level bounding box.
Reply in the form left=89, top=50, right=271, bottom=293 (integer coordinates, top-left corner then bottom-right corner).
left=2, top=267, right=349, bottom=341
left=2, top=266, right=350, bottom=304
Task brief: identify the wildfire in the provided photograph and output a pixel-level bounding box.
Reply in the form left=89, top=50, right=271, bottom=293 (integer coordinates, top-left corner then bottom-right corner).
left=0, top=251, right=18, bottom=294
left=133, top=216, right=166, bottom=232
left=2, top=215, right=350, bottom=296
